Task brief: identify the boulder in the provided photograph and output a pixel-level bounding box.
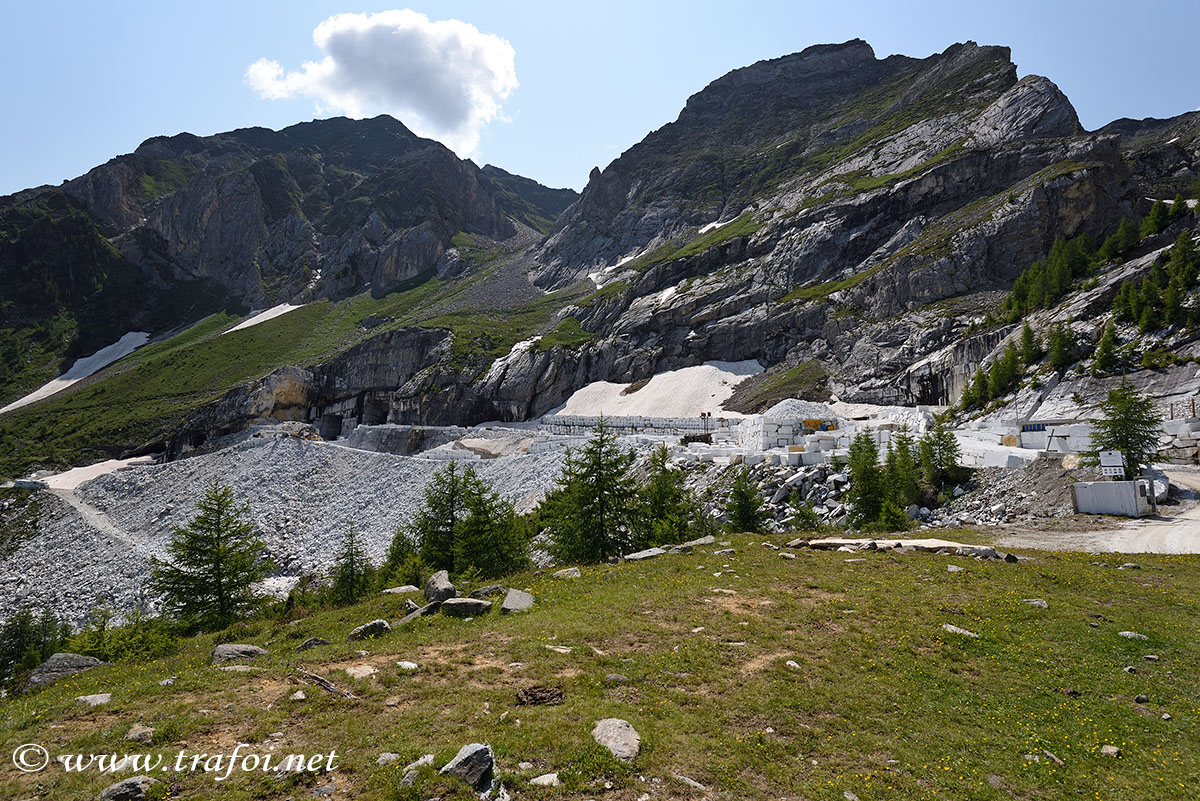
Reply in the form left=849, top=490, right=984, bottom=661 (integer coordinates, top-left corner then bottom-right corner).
left=592, top=718, right=641, bottom=760
left=126, top=724, right=155, bottom=744
left=424, top=570, right=457, bottom=604
left=98, top=776, right=159, bottom=801
left=501, top=588, right=535, bottom=614
left=469, top=584, right=508, bottom=599
left=381, top=585, right=421, bottom=595
left=441, top=598, right=493, bottom=618
left=440, top=743, right=495, bottom=791
left=625, top=547, right=667, bottom=561
left=530, top=772, right=561, bottom=786
left=347, top=619, right=391, bottom=641
left=403, top=599, right=420, bottom=614
left=552, top=567, right=581, bottom=579
left=77, top=693, right=112, bottom=706
left=210, top=644, right=267, bottom=664
left=681, top=534, right=717, bottom=548
left=395, top=602, right=441, bottom=627
left=24, top=652, right=104, bottom=692
left=294, top=637, right=331, bottom=652
left=376, top=752, right=400, bottom=767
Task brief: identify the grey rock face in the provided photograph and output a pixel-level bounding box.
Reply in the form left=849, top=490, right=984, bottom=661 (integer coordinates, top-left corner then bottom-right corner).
left=440, top=598, right=492, bottom=618
left=591, top=718, right=641, bottom=760
left=23, top=652, right=104, bottom=692
left=98, top=775, right=160, bottom=801
left=347, top=619, right=391, bottom=641
left=439, top=742, right=495, bottom=791
left=210, top=644, right=267, bottom=664
left=424, top=570, right=457, bottom=604
left=501, top=588, right=535, bottom=614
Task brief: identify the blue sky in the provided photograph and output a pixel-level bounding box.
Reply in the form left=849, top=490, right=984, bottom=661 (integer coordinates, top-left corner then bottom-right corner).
left=1, top=1, right=1197, bottom=196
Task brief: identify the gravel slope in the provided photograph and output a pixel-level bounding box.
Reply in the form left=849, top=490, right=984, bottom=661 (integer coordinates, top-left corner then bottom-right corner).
left=1, top=435, right=570, bottom=625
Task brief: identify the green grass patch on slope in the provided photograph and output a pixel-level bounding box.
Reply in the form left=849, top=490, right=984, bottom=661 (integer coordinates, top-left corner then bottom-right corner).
left=532, top=317, right=596, bottom=352
left=722, top=360, right=829, bottom=413
left=2, top=534, right=1197, bottom=799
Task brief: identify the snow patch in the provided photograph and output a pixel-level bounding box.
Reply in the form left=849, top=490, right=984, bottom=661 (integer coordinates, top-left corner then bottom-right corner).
left=222, top=303, right=305, bottom=335
left=0, top=332, right=149, bottom=414
left=589, top=250, right=644, bottom=287
left=698, top=218, right=734, bottom=235
left=552, top=360, right=762, bottom=418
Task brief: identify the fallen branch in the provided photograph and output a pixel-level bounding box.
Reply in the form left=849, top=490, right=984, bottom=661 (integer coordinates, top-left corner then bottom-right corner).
left=294, top=668, right=358, bottom=700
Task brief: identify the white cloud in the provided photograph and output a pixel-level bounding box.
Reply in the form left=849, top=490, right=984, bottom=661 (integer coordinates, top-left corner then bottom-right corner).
left=246, top=9, right=517, bottom=155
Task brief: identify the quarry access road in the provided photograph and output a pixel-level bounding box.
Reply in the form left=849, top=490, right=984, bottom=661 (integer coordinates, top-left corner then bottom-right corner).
left=997, top=470, right=1200, bottom=554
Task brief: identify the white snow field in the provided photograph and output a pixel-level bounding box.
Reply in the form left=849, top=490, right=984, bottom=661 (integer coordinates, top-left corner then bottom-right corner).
left=42, top=455, right=159, bottom=491
left=0, top=331, right=149, bottom=414
left=553, top=360, right=763, bottom=418
left=222, top=303, right=305, bottom=335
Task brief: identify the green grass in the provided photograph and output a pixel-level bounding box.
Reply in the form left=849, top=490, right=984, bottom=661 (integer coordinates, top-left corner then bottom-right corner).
left=723, top=360, right=829, bottom=413
left=532, top=317, right=596, bottom=352
left=3, top=534, right=1197, bottom=799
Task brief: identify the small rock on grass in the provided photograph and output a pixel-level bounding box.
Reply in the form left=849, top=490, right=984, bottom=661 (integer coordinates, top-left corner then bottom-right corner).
left=125, top=724, right=154, bottom=744
left=439, top=743, right=494, bottom=791
left=1118, top=631, right=1148, bottom=641
left=396, top=661, right=418, bottom=671
left=592, top=718, right=640, bottom=761
left=674, top=773, right=707, bottom=791
left=553, top=567, right=581, bottom=579
left=98, top=775, right=159, bottom=801
left=942, top=624, right=979, bottom=639
left=347, top=619, right=390, bottom=641
left=1101, top=745, right=1122, bottom=758
left=1023, top=598, right=1048, bottom=609
left=530, top=772, right=561, bottom=786
left=77, top=693, right=111, bottom=706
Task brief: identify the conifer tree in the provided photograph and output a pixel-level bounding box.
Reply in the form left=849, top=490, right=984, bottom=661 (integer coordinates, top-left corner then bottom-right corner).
left=542, top=419, right=639, bottom=563
left=725, top=467, right=768, bottom=534
left=636, top=444, right=702, bottom=546
left=1092, top=321, right=1118, bottom=375
left=1170, top=193, right=1188, bottom=220
left=1020, top=321, right=1040, bottom=365
left=1141, top=200, right=1170, bottom=238
left=1089, top=377, right=1164, bottom=480
left=1048, top=323, right=1075, bottom=371
left=885, top=428, right=921, bottom=508
left=328, top=527, right=375, bottom=606
left=413, top=461, right=472, bottom=571
left=919, top=419, right=962, bottom=495
left=972, top=366, right=989, bottom=405
left=846, top=431, right=885, bottom=526
left=149, top=481, right=271, bottom=630
left=453, top=488, right=529, bottom=579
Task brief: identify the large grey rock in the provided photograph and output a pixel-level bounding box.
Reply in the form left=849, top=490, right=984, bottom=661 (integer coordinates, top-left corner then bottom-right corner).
left=348, top=619, right=391, bottom=641
left=98, top=775, right=159, bottom=801
left=439, top=743, right=494, bottom=791
left=553, top=567, right=581, bottom=579
left=395, top=601, right=442, bottom=627
left=210, top=643, right=267, bottom=664
left=592, top=718, right=641, bottom=760
left=440, top=597, right=492, bottom=618
left=23, top=652, right=104, bottom=692
left=501, top=588, right=535, bottom=614
left=625, top=547, right=667, bottom=561
left=468, top=584, right=508, bottom=599
left=381, top=585, right=421, bottom=595
left=77, top=692, right=112, bottom=707
left=424, top=570, right=457, bottom=604
left=294, top=637, right=332, bottom=652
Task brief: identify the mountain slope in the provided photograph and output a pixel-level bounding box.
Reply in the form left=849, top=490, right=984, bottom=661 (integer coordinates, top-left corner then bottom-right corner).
left=2, top=39, right=1198, bottom=479
left=0, top=116, right=576, bottom=408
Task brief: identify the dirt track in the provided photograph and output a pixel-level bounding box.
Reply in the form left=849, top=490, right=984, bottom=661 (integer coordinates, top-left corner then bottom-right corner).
left=997, top=470, right=1200, bottom=554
